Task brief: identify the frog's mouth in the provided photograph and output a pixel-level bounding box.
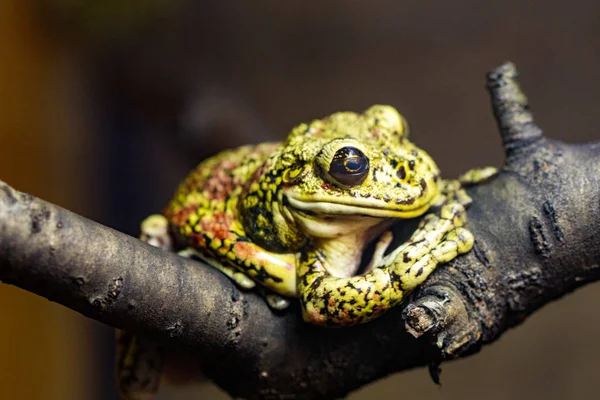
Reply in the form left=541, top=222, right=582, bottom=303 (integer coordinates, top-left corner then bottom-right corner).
left=284, top=194, right=433, bottom=219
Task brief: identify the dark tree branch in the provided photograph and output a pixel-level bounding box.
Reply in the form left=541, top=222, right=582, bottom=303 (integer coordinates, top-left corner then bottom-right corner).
left=1, top=62, right=599, bottom=400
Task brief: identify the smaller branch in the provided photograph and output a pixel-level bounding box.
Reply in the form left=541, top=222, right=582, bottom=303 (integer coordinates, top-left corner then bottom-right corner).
left=486, top=61, right=544, bottom=157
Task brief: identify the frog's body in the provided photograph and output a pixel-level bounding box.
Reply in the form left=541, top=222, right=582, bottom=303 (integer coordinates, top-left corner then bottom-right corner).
left=116, top=105, right=496, bottom=399
left=165, top=142, right=298, bottom=296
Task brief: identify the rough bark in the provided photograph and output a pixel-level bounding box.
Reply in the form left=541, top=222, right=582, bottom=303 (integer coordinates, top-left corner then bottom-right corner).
left=0, top=62, right=598, bottom=399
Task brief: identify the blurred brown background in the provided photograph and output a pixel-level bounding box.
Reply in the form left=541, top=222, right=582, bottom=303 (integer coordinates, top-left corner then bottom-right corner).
left=1, top=1, right=599, bottom=399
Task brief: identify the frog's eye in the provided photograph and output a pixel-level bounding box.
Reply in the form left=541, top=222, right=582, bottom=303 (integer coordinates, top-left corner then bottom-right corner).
left=328, top=146, right=370, bottom=187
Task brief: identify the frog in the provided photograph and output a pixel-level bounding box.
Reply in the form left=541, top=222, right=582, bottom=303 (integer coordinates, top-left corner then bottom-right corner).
left=116, top=105, right=496, bottom=399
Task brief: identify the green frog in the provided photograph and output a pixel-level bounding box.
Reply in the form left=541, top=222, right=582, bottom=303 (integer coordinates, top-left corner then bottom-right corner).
left=116, top=105, right=496, bottom=398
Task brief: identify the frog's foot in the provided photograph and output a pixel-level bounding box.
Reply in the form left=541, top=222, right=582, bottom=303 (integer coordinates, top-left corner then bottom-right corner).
left=296, top=203, right=474, bottom=327
left=177, top=248, right=256, bottom=289
left=458, top=166, right=497, bottom=186
left=383, top=203, right=474, bottom=293
left=140, top=214, right=173, bottom=251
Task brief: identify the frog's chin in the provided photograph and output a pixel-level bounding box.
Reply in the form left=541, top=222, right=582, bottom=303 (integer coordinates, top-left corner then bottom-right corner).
left=287, top=207, right=386, bottom=238
left=285, top=194, right=432, bottom=219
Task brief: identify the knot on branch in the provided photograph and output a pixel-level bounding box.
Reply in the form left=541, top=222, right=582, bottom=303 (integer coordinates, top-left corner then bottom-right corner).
left=486, top=62, right=544, bottom=158
left=404, top=294, right=453, bottom=338
left=403, top=284, right=482, bottom=361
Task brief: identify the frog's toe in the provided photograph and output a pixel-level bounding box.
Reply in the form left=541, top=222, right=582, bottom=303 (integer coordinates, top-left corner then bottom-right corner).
left=452, top=227, right=475, bottom=254
left=140, top=214, right=172, bottom=250
left=440, top=203, right=467, bottom=226
left=141, top=214, right=169, bottom=235
left=232, top=272, right=256, bottom=289
left=266, top=293, right=291, bottom=310
left=177, top=247, right=201, bottom=258
left=431, top=228, right=474, bottom=262
left=458, top=166, right=498, bottom=186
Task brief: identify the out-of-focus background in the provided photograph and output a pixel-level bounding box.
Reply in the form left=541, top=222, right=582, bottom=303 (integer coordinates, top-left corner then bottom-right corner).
left=1, top=1, right=599, bottom=399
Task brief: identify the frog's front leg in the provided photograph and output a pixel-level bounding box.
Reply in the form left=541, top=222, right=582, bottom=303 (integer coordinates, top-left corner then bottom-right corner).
left=380, top=205, right=473, bottom=293
left=298, top=203, right=473, bottom=327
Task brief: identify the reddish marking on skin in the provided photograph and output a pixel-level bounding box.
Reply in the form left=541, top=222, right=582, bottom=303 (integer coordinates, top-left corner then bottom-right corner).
left=234, top=241, right=257, bottom=259
left=328, top=297, right=336, bottom=308
left=178, top=161, right=218, bottom=194
left=338, top=310, right=350, bottom=321
left=371, top=129, right=380, bottom=138
left=184, top=174, right=204, bottom=192
left=308, top=308, right=327, bottom=325
left=204, top=161, right=242, bottom=201
left=220, top=160, right=240, bottom=169
left=170, top=204, right=198, bottom=227
left=298, top=264, right=311, bottom=275
left=201, top=211, right=234, bottom=240
left=321, top=181, right=334, bottom=191
left=190, top=233, right=206, bottom=248
left=371, top=305, right=385, bottom=318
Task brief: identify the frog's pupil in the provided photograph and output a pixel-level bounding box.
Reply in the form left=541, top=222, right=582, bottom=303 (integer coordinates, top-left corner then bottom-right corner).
left=345, top=158, right=361, bottom=172
left=328, top=146, right=369, bottom=187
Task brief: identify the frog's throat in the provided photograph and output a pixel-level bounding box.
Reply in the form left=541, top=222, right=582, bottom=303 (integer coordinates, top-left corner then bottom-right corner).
left=285, top=194, right=433, bottom=219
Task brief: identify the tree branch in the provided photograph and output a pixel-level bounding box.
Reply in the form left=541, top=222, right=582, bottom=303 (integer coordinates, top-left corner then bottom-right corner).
left=1, top=62, right=599, bottom=400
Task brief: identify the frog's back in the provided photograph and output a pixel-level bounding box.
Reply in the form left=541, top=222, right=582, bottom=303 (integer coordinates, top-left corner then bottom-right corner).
left=163, top=142, right=279, bottom=248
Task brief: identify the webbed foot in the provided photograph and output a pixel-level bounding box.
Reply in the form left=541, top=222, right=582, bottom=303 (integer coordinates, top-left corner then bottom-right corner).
left=384, top=203, right=473, bottom=293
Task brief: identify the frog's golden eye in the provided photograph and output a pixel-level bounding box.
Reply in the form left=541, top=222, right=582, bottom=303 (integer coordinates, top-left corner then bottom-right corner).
left=328, top=146, right=370, bottom=187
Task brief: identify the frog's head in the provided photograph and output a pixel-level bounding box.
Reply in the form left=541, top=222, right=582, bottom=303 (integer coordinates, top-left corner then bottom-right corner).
left=280, top=105, right=441, bottom=237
